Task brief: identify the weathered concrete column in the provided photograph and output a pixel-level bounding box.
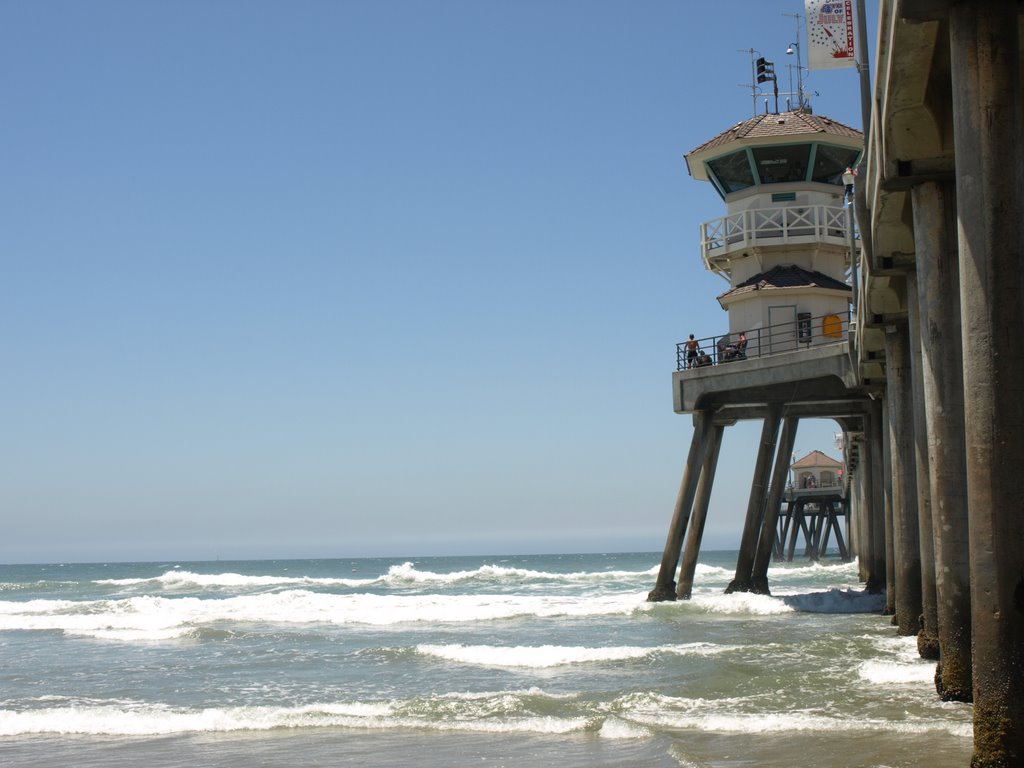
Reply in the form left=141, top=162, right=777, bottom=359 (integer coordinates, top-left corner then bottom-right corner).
left=906, top=273, right=939, bottom=660
left=950, top=3, right=1024, bottom=763
left=850, top=448, right=864, bottom=578
left=676, top=423, right=725, bottom=600
left=649, top=411, right=714, bottom=602
left=727, top=407, right=782, bottom=594
left=844, top=481, right=853, bottom=560
left=912, top=179, right=971, bottom=702
left=884, top=321, right=922, bottom=636
left=846, top=432, right=865, bottom=576
left=881, top=404, right=896, bottom=615
left=751, top=416, right=799, bottom=594
left=850, top=445, right=865, bottom=579
left=862, top=402, right=886, bottom=594
left=854, top=440, right=869, bottom=581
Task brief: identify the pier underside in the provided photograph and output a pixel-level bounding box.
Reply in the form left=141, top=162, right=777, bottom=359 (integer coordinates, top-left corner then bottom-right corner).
left=650, top=343, right=881, bottom=603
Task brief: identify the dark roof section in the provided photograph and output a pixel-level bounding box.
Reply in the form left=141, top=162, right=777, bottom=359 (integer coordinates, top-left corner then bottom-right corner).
left=688, top=110, right=863, bottom=157
left=717, top=264, right=852, bottom=302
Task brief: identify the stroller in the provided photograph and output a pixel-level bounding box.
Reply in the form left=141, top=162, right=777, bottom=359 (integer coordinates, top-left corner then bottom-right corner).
left=717, top=332, right=748, bottom=363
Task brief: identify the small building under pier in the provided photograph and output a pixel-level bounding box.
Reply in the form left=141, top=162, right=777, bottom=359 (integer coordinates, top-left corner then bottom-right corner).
left=790, top=449, right=842, bottom=490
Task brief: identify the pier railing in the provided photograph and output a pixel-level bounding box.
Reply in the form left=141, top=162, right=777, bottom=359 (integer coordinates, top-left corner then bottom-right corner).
left=676, top=309, right=851, bottom=371
left=699, top=204, right=853, bottom=267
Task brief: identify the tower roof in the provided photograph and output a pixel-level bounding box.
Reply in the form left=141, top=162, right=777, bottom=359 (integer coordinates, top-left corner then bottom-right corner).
left=791, top=450, right=842, bottom=469
left=684, top=111, right=863, bottom=187
left=688, top=111, right=862, bottom=157
left=716, top=264, right=852, bottom=304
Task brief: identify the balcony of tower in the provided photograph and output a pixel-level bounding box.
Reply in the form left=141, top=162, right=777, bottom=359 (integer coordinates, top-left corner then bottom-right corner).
left=698, top=200, right=854, bottom=279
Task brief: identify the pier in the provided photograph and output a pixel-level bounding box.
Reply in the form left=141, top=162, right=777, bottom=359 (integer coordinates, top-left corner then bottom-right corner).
left=650, top=2, right=1024, bottom=764
left=777, top=488, right=849, bottom=562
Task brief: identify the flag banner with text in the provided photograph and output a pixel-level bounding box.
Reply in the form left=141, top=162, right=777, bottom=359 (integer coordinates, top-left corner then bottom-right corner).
left=805, top=0, right=857, bottom=70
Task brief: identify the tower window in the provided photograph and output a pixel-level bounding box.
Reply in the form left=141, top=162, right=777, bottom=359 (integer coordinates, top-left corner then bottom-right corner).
left=751, top=144, right=811, bottom=183
left=812, top=144, right=862, bottom=185
left=707, top=150, right=755, bottom=193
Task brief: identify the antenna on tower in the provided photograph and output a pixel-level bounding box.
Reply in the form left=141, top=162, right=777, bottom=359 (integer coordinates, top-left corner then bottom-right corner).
left=783, top=12, right=808, bottom=111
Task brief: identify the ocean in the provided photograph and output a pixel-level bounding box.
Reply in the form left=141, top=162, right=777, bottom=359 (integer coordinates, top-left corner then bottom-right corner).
left=0, top=552, right=972, bottom=767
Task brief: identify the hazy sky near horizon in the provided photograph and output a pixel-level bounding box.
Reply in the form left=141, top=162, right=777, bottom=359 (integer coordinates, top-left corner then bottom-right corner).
left=2, top=1, right=873, bottom=563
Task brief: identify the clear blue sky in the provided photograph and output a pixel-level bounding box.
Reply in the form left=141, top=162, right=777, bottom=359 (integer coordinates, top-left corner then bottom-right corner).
left=1, top=1, right=873, bottom=563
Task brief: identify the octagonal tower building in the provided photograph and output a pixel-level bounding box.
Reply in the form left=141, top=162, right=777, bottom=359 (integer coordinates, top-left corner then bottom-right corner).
left=684, top=110, right=862, bottom=361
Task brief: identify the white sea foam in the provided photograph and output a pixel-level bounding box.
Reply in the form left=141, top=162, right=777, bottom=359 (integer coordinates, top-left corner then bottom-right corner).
left=382, top=561, right=656, bottom=586
left=0, top=598, right=81, bottom=615
left=426, top=715, right=592, bottom=735
left=866, top=633, right=923, bottom=662
left=858, top=659, right=937, bottom=685
left=681, top=584, right=882, bottom=615
left=691, top=563, right=733, bottom=578
left=598, top=715, right=650, bottom=739
left=415, top=642, right=732, bottom=668
left=0, top=698, right=592, bottom=737
left=97, top=570, right=377, bottom=590
left=619, top=693, right=971, bottom=738
left=94, top=562, right=658, bottom=592
left=689, top=591, right=794, bottom=615
left=0, top=695, right=970, bottom=740
left=767, top=558, right=861, bottom=580
left=0, top=590, right=649, bottom=639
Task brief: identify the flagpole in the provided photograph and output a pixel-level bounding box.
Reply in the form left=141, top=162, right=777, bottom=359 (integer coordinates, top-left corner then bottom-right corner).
left=855, top=0, right=872, bottom=152
left=850, top=0, right=873, bottom=312
left=804, top=0, right=871, bottom=310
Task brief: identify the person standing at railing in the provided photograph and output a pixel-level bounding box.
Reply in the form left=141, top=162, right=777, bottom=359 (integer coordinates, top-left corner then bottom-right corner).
left=842, top=166, right=857, bottom=204
left=684, top=334, right=700, bottom=368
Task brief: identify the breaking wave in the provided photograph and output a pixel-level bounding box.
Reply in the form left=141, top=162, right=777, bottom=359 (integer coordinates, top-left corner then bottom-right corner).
left=0, top=688, right=970, bottom=739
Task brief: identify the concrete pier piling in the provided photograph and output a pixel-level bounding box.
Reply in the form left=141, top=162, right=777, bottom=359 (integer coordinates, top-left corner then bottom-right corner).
left=676, top=423, right=725, bottom=600
left=863, top=402, right=886, bottom=594
left=727, top=408, right=781, bottom=594
left=881, top=405, right=896, bottom=616
left=649, top=411, right=714, bottom=602
left=949, top=1, right=1024, bottom=762
left=751, top=417, right=799, bottom=594
left=885, top=323, right=923, bottom=636
left=861, top=0, right=1023, bottom=758
left=907, top=275, right=940, bottom=660
left=912, top=180, right=972, bottom=701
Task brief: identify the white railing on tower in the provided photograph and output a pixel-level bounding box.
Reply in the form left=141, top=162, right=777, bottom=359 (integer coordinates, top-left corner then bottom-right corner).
left=699, top=204, right=853, bottom=267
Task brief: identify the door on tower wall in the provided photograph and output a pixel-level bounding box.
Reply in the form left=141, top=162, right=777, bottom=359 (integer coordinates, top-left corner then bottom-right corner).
left=768, top=305, right=797, bottom=354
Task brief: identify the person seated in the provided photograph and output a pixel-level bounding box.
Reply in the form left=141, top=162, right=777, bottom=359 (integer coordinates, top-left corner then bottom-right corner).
left=696, top=351, right=712, bottom=367
left=735, top=332, right=748, bottom=359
